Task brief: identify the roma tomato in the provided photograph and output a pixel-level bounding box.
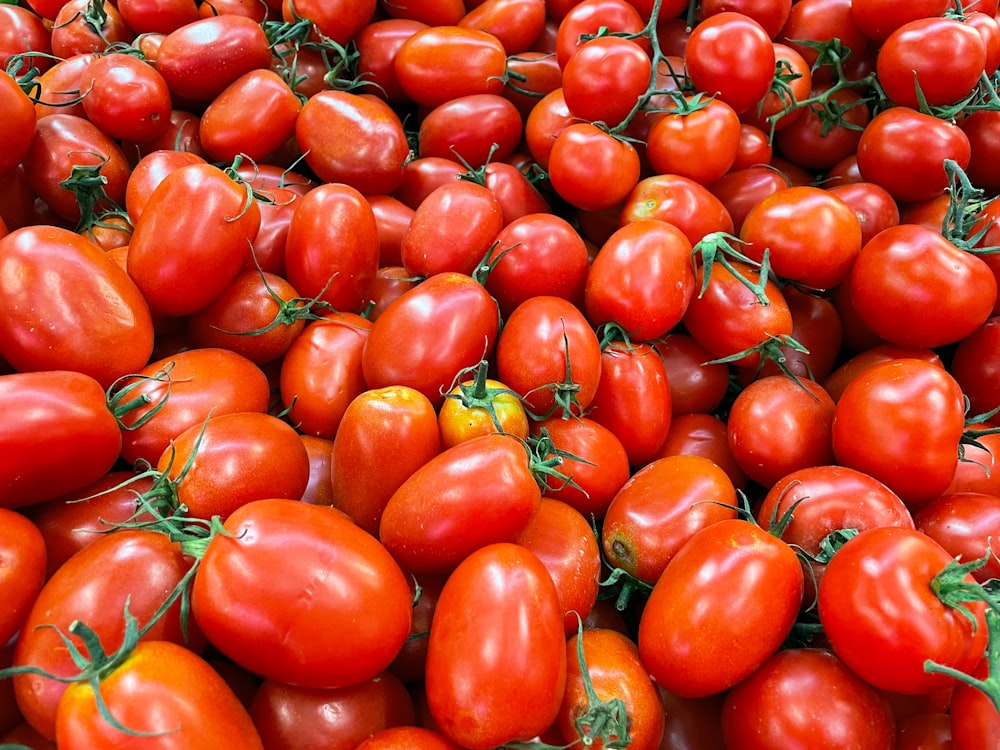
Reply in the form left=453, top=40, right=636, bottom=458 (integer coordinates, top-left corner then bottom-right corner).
left=80, top=53, right=172, bottom=143
left=495, top=295, right=603, bottom=419
left=394, top=26, right=507, bottom=107
left=354, top=18, right=429, bottom=104
left=458, top=0, right=547, bottom=54
left=638, top=519, right=804, bottom=697
left=0, top=71, right=39, bottom=176
left=425, top=543, right=566, bottom=749
left=0, top=508, right=46, bottom=646
left=418, top=93, right=523, bottom=168
left=0, top=227, right=154, bottom=388
left=1, top=371, right=121, bottom=510
left=554, top=0, right=647, bottom=67
left=621, top=174, right=735, bottom=246
left=55, top=641, right=263, bottom=750
left=280, top=0, right=373, bottom=43
left=654, top=412, right=749, bottom=491
left=818, top=526, right=988, bottom=695
left=192, top=499, right=412, bottom=689
left=127, top=162, right=262, bottom=317
left=330, top=385, right=441, bottom=536
left=362, top=273, right=500, bottom=408
left=379, top=433, right=542, bottom=576
left=654, top=333, right=730, bottom=416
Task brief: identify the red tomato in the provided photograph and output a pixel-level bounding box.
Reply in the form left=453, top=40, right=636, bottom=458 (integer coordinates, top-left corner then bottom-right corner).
left=848, top=224, right=997, bottom=348
left=249, top=672, right=415, bottom=750
left=638, top=519, right=804, bottom=697
left=114, top=347, right=271, bottom=466
left=950, top=315, right=1000, bottom=418
left=548, top=123, right=641, bottom=212
left=654, top=411, right=749, bottom=491
left=362, top=273, right=500, bottom=408
left=754, top=287, right=844, bottom=383
left=284, top=183, right=380, bottom=314
left=495, top=295, right=603, bottom=419
left=850, top=0, right=951, bottom=42
left=0, top=5, right=53, bottom=74
left=556, top=628, right=665, bottom=750
left=722, top=649, right=897, bottom=750
left=330, top=385, right=441, bottom=536
left=0, top=509, right=46, bottom=646
left=80, top=53, right=172, bottom=143
left=553, top=0, right=647, bottom=68
left=50, top=0, right=133, bottom=58
left=192, top=498, right=412, bottom=688
left=515, top=497, right=602, bottom=635
left=116, top=0, right=198, bottom=33
left=774, top=87, right=870, bottom=171
left=914, top=492, right=1000, bottom=584
left=584, top=220, right=695, bottom=340
left=826, top=181, right=900, bottom=247
left=647, top=98, right=742, bottom=185
left=1, top=371, right=122, bottom=511
left=394, top=26, right=507, bottom=107
left=425, top=543, right=566, bottom=748
left=418, top=93, right=523, bottom=168
left=478, top=160, right=552, bottom=225
left=379, top=434, right=542, bottom=576
left=0, top=227, right=154, bottom=388
left=125, top=149, right=207, bottom=224
left=621, top=173, right=735, bottom=246
left=280, top=0, right=373, bottom=43
left=357, top=726, right=462, bottom=750
left=654, top=334, right=729, bottom=416
left=949, top=659, right=1000, bottom=750
left=0, top=71, right=38, bottom=177
left=523, top=88, right=575, bottom=170
left=458, top=0, right=547, bottom=54
left=279, top=313, right=372, bottom=439
left=602, top=455, right=739, bottom=586
left=13, top=530, right=198, bottom=739
left=818, top=526, right=988, bottom=694
left=561, top=35, right=651, bottom=127
left=822, top=344, right=944, bottom=402
left=944, top=427, right=1000, bottom=497
left=355, top=18, right=429, bottom=103
left=296, top=91, right=409, bottom=195
left=127, top=162, right=262, bottom=317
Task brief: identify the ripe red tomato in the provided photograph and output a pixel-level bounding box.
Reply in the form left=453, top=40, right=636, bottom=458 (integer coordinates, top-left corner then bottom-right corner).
left=638, top=519, right=804, bottom=697
left=548, top=123, right=641, bottom=212
left=0, top=508, right=46, bottom=646
left=621, top=173, right=735, bottom=245
left=192, top=498, right=412, bottom=689
left=394, top=26, right=507, bottom=107
left=646, top=97, right=742, bottom=185
left=850, top=0, right=950, bottom=42
left=948, top=315, right=1000, bottom=417
left=654, top=412, right=749, bottom=491
left=554, top=0, right=647, bottom=68
left=818, top=526, right=988, bottom=695
left=79, top=53, right=172, bottom=143
left=357, top=726, right=462, bottom=750
left=424, top=543, right=566, bottom=748
left=654, top=333, right=731, bottom=416
left=0, top=71, right=39, bottom=177
left=458, top=0, right=547, bottom=54
left=914, top=492, right=1000, bottom=584
left=418, top=93, right=523, bottom=167
left=561, top=35, right=651, bottom=126
left=50, top=0, right=134, bottom=58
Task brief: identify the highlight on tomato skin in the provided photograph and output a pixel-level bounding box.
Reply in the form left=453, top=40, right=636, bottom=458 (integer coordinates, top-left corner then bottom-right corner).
left=5, top=0, right=1000, bottom=745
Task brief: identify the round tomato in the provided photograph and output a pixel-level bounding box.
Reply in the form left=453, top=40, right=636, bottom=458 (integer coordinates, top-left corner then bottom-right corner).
left=621, top=173, right=735, bottom=246
left=646, top=97, right=742, bottom=184
left=0, top=508, right=46, bottom=646
left=561, top=35, right=651, bottom=127
left=80, top=53, right=172, bottom=143
left=548, top=123, right=640, bottom=212
left=914, top=492, right=1000, bottom=584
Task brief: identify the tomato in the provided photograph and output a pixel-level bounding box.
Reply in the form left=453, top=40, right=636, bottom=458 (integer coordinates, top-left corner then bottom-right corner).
left=950, top=315, right=1000, bottom=418
left=826, top=181, right=900, bottom=247
left=848, top=224, right=996, bottom=349
left=945, top=426, right=1000, bottom=496
left=0, top=71, right=37, bottom=178
left=740, top=185, right=862, bottom=290
left=124, top=149, right=207, bottom=224
left=23, top=114, right=130, bottom=226
left=479, top=160, right=552, bottom=225
left=367, top=266, right=419, bottom=320
left=856, top=107, right=971, bottom=204
left=0, top=227, right=153, bottom=388
left=646, top=98, right=742, bottom=185
left=638, top=519, right=804, bottom=697
left=12, top=530, right=198, bottom=739
left=199, top=69, right=302, bottom=163
left=128, top=162, right=261, bottom=317
left=116, top=0, right=198, bottom=33
left=249, top=672, right=414, bottom=750
left=850, top=0, right=951, bottom=42
left=877, top=17, right=986, bottom=109
left=914, top=492, right=1000, bottom=584
left=330, top=385, right=440, bottom=536
left=0, top=5, right=53, bottom=75
left=753, top=288, right=843, bottom=383
left=721, top=648, right=897, bottom=750
left=774, top=87, right=870, bottom=171
left=55, top=640, right=261, bottom=749
left=757, top=465, right=913, bottom=604
left=418, top=93, right=523, bottom=167
left=438, top=371, right=529, bottom=448
left=394, top=156, right=465, bottom=209
left=654, top=412, right=749, bottom=491
left=394, top=26, right=507, bottom=107
left=658, top=689, right=727, bottom=750
left=962, top=110, right=1000, bottom=195
left=357, top=726, right=462, bottom=750
left=0, top=508, right=46, bottom=646
left=556, top=628, right=665, bottom=750
left=949, top=659, right=1000, bottom=750
left=155, top=15, right=272, bottom=103
left=192, top=498, right=411, bottom=688
left=114, top=347, right=271, bottom=467
left=485, top=213, right=590, bottom=318
left=503, top=50, right=563, bottom=119
left=602, top=455, right=739, bottom=586
left=79, top=53, right=172, bottom=144
left=548, top=123, right=641, bottom=212
left=425, top=542, right=566, bottom=748
left=818, top=526, right=987, bottom=694
left=515, top=497, right=601, bottom=635
left=524, top=88, right=575, bottom=170
left=621, top=174, right=735, bottom=246
left=355, top=18, right=429, bottom=103
left=296, top=91, right=409, bottom=196
left=284, top=182, right=380, bottom=314
left=279, top=312, right=372, bottom=439
left=458, top=0, right=547, bottom=54
left=530, top=415, right=631, bottom=520
left=379, top=433, right=542, bottom=576
left=368, top=195, right=414, bottom=268
left=554, top=0, right=647, bottom=68
left=495, top=295, right=602, bottom=418
left=50, top=0, right=134, bottom=58
left=33, top=53, right=95, bottom=120
left=388, top=572, right=446, bottom=684
left=400, top=181, right=503, bottom=277
left=561, top=35, right=651, bottom=127
left=895, top=713, right=953, bottom=750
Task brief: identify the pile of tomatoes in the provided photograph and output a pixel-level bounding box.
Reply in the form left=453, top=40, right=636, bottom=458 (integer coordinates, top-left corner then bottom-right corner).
left=3, top=0, right=1000, bottom=746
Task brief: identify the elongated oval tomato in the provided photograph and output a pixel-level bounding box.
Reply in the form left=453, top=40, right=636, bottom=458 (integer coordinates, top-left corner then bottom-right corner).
left=0, top=371, right=121, bottom=510
left=13, top=530, right=198, bottom=740
left=379, top=433, right=542, bottom=576
left=127, top=162, right=262, bottom=317
left=425, top=543, right=566, bottom=749
left=192, top=498, right=412, bottom=689
left=0, top=227, right=153, bottom=389
left=637, top=519, right=804, bottom=697
left=0, top=508, right=46, bottom=646
left=55, top=641, right=263, bottom=750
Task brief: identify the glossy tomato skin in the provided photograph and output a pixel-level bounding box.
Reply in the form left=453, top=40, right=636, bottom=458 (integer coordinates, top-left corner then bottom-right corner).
left=647, top=98, right=742, bottom=185
left=721, top=648, right=897, bottom=750
left=379, top=433, right=542, bottom=576
left=0, top=509, right=46, bottom=646
left=638, top=519, right=804, bottom=698
left=418, top=93, right=523, bottom=167
left=330, top=385, right=441, bottom=536
left=950, top=659, right=1000, bottom=750
left=55, top=641, right=263, bottom=750
left=362, top=273, right=500, bottom=408
left=654, top=412, right=749, bottom=492
left=0, top=70, right=40, bottom=176
left=192, top=498, right=412, bottom=689
left=621, top=174, right=735, bottom=246
left=13, top=530, right=198, bottom=740
left=357, top=726, right=462, bottom=750
left=79, top=53, right=172, bottom=143
left=818, top=527, right=988, bottom=695
left=0, top=371, right=122, bottom=510
left=914, top=492, right=1000, bottom=583
left=425, top=543, right=566, bottom=749
left=548, top=123, right=640, bottom=212
left=355, top=18, right=429, bottom=104
left=832, top=358, right=966, bottom=507
left=0, top=227, right=153, bottom=389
